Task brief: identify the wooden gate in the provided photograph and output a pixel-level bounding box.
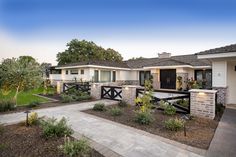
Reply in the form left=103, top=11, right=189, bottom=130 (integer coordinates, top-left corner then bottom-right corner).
left=101, top=86, right=122, bottom=101
left=136, top=89, right=190, bottom=114
left=63, top=82, right=91, bottom=94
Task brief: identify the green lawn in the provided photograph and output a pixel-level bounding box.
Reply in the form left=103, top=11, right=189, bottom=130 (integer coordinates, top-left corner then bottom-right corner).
left=0, top=87, right=55, bottom=106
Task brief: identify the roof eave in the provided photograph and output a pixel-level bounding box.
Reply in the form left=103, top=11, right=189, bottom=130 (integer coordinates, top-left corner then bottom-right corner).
left=198, top=52, right=236, bottom=59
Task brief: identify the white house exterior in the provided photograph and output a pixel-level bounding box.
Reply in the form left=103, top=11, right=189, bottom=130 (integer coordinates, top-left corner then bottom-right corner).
left=50, top=53, right=212, bottom=91
left=198, top=44, right=236, bottom=105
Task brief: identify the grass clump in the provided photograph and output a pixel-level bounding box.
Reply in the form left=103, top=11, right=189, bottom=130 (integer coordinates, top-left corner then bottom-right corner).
left=118, top=100, right=128, bottom=107
left=28, top=112, right=39, bottom=126
left=164, top=118, right=185, bottom=131
left=0, top=99, right=15, bottom=112
left=160, top=100, right=176, bottom=115
left=61, top=94, right=74, bottom=103
left=60, top=137, right=91, bottom=157
left=134, top=111, right=154, bottom=125
left=93, top=103, right=106, bottom=111
left=176, top=99, right=189, bottom=108
left=110, top=107, right=122, bottom=116
left=40, top=117, right=73, bottom=138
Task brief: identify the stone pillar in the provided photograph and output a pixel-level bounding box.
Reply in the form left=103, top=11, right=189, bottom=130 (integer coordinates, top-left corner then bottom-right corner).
left=189, top=89, right=217, bottom=119
left=56, top=81, right=63, bottom=94
left=212, top=87, right=227, bottom=105
left=152, top=73, right=159, bottom=90
left=90, top=83, right=102, bottom=100
left=122, top=85, right=140, bottom=106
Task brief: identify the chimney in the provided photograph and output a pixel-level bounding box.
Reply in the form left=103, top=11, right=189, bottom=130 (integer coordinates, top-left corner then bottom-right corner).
left=158, top=52, right=171, bottom=58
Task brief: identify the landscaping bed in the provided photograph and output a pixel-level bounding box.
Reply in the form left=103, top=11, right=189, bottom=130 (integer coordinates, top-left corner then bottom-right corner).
left=0, top=123, right=103, bottom=157
left=84, top=104, right=219, bottom=149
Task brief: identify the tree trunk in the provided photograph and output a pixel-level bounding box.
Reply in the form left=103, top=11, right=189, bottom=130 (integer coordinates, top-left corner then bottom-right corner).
left=14, top=85, right=20, bottom=106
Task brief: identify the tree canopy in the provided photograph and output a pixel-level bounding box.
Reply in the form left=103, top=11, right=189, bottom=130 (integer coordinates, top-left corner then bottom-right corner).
left=0, top=56, right=43, bottom=105
left=56, top=39, right=123, bottom=65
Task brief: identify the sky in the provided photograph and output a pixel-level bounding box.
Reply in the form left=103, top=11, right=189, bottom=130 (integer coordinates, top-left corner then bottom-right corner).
left=0, top=0, right=236, bottom=65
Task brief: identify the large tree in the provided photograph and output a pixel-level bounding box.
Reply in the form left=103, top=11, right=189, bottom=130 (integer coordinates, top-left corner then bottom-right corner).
left=0, top=56, right=43, bottom=105
left=57, top=39, right=123, bottom=65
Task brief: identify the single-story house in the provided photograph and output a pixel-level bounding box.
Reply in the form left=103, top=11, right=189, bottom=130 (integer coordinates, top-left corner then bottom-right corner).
left=50, top=52, right=211, bottom=91
left=197, top=44, right=236, bottom=105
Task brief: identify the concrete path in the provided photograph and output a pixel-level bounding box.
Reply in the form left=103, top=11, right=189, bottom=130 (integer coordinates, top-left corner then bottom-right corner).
left=206, top=106, right=236, bottom=157
left=0, top=100, right=204, bottom=157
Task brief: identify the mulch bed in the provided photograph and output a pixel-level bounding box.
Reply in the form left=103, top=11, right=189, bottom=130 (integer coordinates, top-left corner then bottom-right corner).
left=0, top=123, right=103, bottom=157
left=83, top=105, right=220, bottom=149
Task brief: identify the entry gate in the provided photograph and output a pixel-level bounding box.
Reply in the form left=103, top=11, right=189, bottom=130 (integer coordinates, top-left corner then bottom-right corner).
left=101, top=86, right=122, bottom=101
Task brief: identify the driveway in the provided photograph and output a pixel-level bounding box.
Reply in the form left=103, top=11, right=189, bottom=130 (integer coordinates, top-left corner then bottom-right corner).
left=0, top=100, right=204, bottom=157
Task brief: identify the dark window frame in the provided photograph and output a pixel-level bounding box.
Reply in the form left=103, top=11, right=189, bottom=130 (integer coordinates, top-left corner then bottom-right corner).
left=81, top=69, right=84, bottom=75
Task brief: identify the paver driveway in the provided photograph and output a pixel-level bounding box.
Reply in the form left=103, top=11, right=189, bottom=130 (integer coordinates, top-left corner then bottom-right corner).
left=0, top=100, right=204, bottom=157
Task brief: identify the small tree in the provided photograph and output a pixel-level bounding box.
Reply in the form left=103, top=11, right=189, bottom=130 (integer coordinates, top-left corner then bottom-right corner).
left=0, top=56, right=43, bottom=105
left=135, top=79, right=153, bottom=113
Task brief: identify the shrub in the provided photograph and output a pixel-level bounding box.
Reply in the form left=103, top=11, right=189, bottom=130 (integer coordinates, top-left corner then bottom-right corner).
left=134, top=111, right=154, bottom=125
left=27, top=100, right=40, bottom=108
left=176, top=99, right=189, bottom=108
left=164, top=118, right=185, bottom=131
left=0, top=99, right=15, bottom=112
left=28, top=112, right=39, bottom=126
left=61, top=94, right=74, bottom=103
left=160, top=100, right=176, bottom=115
left=60, top=137, right=90, bottom=157
left=76, top=95, right=92, bottom=101
left=118, top=100, right=128, bottom=107
left=40, top=117, right=73, bottom=138
left=93, top=103, right=106, bottom=111
left=110, top=107, right=122, bottom=116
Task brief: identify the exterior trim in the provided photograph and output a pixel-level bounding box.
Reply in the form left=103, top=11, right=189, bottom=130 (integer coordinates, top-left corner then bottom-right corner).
left=55, top=65, right=131, bottom=71
left=198, top=52, right=236, bottom=59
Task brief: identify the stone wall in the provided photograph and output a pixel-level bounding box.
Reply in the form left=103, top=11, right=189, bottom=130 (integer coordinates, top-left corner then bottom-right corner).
left=122, top=85, right=141, bottom=106
left=189, top=89, right=217, bottom=119
left=116, top=80, right=139, bottom=86
left=212, top=87, right=227, bottom=105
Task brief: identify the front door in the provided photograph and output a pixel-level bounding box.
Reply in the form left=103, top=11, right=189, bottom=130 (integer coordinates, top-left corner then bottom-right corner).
left=160, top=69, right=176, bottom=89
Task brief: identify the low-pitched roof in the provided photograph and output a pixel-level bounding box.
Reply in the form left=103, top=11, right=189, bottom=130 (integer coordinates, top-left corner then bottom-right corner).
left=197, top=44, right=236, bottom=55
left=55, top=54, right=211, bottom=69
left=126, top=54, right=211, bottom=68
left=56, top=60, right=130, bottom=69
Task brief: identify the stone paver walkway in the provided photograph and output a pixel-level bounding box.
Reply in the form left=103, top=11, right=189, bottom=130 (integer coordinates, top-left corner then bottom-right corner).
left=0, top=100, right=204, bottom=157
left=206, top=106, right=236, bottom=157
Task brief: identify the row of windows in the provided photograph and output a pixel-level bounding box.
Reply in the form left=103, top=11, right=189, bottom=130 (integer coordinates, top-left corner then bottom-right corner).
left=65, top=69, right=84, bottom=75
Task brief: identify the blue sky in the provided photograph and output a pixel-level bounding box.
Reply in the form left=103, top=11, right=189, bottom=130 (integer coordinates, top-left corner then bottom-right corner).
left=0, top=0, right=236, bottom=64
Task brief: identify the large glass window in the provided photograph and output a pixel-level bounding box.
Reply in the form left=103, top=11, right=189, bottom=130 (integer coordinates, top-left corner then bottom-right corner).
left=100, top=70, right=111, bottom=82
left=112, top=71, right=116, bottom=82
left=139, top=71, right=151, bottom=86
left=94, top=70, right=99, bottom=82
left=50, top=69, right=61, bottom=74
left=70, top=69, right=78, bottom=75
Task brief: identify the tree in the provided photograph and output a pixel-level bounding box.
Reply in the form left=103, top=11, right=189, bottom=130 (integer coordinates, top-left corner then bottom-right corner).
left=56, top=39, right=123, bottom=65
left=0, top=56, right=43, bottom=105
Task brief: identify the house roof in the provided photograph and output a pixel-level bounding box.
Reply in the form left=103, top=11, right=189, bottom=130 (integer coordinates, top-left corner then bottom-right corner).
left=56, top=60, right=130, bottom=69
left=55, top=54, right=211, bottom=69
left=197, top=44, right=236, bottom=55
left=126, top=54, right=211, bottom=68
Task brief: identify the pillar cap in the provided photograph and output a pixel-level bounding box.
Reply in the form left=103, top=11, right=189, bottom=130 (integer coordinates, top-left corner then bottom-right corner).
left=189, top=89, right=217, bottom=93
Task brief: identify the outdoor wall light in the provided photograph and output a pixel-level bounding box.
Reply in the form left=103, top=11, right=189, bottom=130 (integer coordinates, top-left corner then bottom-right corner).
left=198, top=92, right=205, bottom=95
left=125, top=87, right=129, bottom=90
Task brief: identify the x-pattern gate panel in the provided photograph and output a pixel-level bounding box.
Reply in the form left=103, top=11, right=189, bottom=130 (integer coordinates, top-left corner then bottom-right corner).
left=101, top=86, right=122, bottom=101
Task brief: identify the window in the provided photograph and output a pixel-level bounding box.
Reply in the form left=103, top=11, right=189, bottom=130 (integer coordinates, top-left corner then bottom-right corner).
left=112, top=71, right=116, bottom=82
left=70, top=69, right=78, bottom=75
left=81, top=69, right=84, bottom=75
left=94, top=70, right=99, bottom=82
left=50, top=69, right=61, bottom=74
left=66, top=70, right=69, bottom=75
left=100, top=70, right=111, bottom=82
left=139, top=71, right=151, bottom=86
